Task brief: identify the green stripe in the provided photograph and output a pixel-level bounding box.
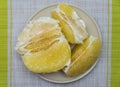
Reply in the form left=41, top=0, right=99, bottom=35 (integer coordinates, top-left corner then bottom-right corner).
left=0, top=0, right=8, bottom=87
left=111, top=0, right=120, bottom=87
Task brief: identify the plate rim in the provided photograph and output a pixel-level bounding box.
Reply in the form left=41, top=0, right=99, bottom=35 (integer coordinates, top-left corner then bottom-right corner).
left=28, top=4, right=102, bottom=84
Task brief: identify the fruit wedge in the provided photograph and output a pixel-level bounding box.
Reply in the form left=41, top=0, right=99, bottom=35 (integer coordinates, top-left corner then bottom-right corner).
left=52, top=3, right=88, bottom=44
left=16, top=17, right=71, bottom=73
left=64, top=36, right=102, bottom=76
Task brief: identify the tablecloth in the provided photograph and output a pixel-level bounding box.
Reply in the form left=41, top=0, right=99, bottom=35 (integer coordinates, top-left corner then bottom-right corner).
left=0, top=0, right=120, bottom=87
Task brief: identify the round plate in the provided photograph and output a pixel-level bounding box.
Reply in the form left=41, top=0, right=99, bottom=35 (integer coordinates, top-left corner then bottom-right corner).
left=29, top=4, right=102, bottom=83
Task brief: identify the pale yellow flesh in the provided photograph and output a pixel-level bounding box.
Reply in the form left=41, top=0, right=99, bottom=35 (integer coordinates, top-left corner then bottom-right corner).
left=22, top=41, right=71, bottom=73
left=65, top=36, right=102, bottom=76
left=52, top=3, right=88, bottom=44
left=25, top=27, right=61, bottom=52
left=16, top=17, right=71, bottom=73
left=52, top=11, right=75, bottom=43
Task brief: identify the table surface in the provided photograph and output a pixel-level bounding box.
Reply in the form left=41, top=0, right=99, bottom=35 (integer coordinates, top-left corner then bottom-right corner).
left=8, top=0, right=112, bottom=87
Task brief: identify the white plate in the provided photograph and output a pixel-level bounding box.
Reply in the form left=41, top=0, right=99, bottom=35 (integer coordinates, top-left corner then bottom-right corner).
left=29, top=4, right=102, bottom=83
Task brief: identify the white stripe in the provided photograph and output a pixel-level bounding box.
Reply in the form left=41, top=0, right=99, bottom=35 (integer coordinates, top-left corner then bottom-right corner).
left=8, top=0, right=11, bottom=87
left=107, top=0, right=112, bottom=87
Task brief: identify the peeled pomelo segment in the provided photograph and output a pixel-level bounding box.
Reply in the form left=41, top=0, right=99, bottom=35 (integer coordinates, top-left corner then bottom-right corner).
left=16, top=17, right=62, bottom=54
left=52, top=3, right=88, bottom=44
left=16, top=17, right=71, bottom=73
left=22, top=41, right=71, bottom=73
left=25, top=28, right=61, bottom=52
left=64, top=36, right=102, bottom=76
left=18, top=18, right=59, bottom=43
left=52, top=11, right=75, bottom=43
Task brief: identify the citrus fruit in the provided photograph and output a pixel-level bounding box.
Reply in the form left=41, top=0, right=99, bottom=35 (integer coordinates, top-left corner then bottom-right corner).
left=16, top=17, right=71, bottom=73
left=64, top=36, right=102, bottom=76
left=52, top=3, right=88, bottom=44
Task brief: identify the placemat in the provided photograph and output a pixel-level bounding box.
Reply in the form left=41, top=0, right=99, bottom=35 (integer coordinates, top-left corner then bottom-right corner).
left=0, top=0, right=120, bottom=87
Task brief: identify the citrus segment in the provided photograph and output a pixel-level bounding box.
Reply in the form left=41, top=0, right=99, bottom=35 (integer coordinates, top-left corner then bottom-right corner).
left=64, top=36, right=102, bottom=76
left=22, top=41, right=70, bottom=73
left=16, top=17, right=71, bottom=73
left=52, top=3, right=88, bottom=44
